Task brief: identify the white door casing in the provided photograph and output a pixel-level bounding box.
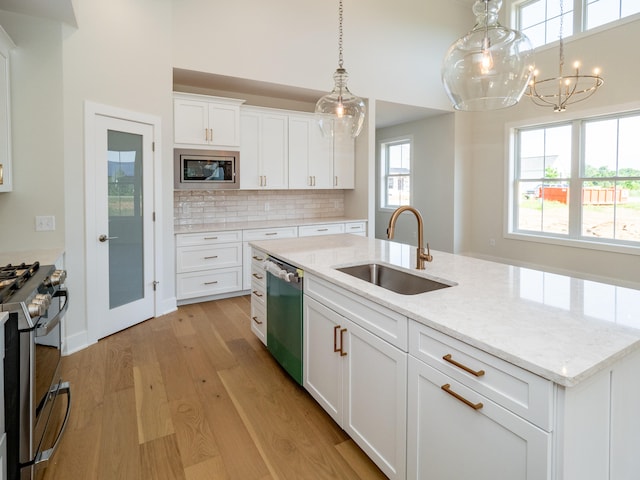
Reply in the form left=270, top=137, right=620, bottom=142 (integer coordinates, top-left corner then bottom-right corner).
left=85, top=102, right=161, bottom=342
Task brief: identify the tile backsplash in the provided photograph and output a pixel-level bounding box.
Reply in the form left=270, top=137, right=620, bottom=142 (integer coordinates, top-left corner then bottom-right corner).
left=174, top=189, right=345, bottom=227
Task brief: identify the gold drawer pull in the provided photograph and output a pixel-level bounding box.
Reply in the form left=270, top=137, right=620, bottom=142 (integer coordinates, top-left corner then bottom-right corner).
left=443, top=354, right=485, bottom=377
left=252, top=255, right=264, bottom=261
left=333, top=325, right=340, bottom=353
left=252, top=290, right=263, bottom=297
left=317, top=228, right=329, bottom=232
left=204, top=236, right=218, bottom=240
left=441, top=384, right=483, bottom=410
left=252, top=316, right=263, bottom=325
left=252, top=273, right=264, bottom=280
left=265, top=232, right=278, bottom=236
left=204, top=255, right=218, bottom=260
left=339, top=328, right=347, bottom=356
left=204, top=280, right=218, bottom=285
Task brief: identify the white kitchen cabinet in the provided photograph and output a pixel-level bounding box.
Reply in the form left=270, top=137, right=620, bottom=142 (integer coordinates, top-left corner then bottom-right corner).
left=407, top=356, right=551, bottom=480
left=241, top=226, right=298, bottom=290
left=240, top=107, right=288, bottom=189
left=173, top=93, right=244, bottom=148
left=288, top=114, right=333, bottom=189
left=333, top=128, right=355, bottom=189
left=0, top=26, right=14, bottom=193
left=176, top=230, right=243, bottom=303
left=249, top=247, right=267, bottom=345
left=304, top=277, right=407, bottom=480
left=344, top=221, right=366, bottom=236
left=298, top=223, right=345, bottom=237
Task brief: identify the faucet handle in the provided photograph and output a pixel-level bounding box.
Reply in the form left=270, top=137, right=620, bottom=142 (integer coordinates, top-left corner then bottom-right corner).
left=424, top=243, right=433, bottom=262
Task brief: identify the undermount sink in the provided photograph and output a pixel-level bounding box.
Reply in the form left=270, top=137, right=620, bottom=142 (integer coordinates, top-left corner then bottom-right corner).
left=336, top=263, right=454, bottom=295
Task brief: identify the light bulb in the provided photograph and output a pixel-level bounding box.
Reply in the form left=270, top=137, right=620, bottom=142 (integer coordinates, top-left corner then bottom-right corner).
left=336, top=103, right=345, bottom=117
left=480, top=49, right=494, bottom=75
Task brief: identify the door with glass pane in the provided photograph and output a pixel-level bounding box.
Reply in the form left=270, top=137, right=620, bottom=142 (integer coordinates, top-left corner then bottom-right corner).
left=89, top=112, right=155, bottom=340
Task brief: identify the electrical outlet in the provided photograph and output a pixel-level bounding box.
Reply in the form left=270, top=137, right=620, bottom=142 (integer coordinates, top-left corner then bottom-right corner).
left=35, top=215, right=56, bottom=232
left=489, top=238, right=496, bottom=247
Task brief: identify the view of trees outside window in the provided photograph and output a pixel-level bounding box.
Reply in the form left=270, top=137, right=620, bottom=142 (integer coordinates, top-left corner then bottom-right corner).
left=108, top=149, right=139, bottom=217
left=382, top=140, right=411, bottom=208
left=515, top=114, right=640, bottom=244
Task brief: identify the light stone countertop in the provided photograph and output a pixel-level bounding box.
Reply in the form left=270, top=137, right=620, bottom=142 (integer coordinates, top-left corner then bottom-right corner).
left=174, top=217, right=367, bottom=235
left=0, top=248, right=64, bottom=267
left=250, top=234, right=640, bottom=388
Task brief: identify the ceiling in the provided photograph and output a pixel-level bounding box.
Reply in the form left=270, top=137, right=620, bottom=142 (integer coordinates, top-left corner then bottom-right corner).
left=173, top=69, right=447, bottom=129
left=0, top=0, right=76, bottom=26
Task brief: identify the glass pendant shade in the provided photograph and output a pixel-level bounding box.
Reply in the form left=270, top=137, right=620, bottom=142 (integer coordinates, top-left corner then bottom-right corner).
left=442, top=0, right=534, bottom=111
left=315, top=68, right=366, bottom=138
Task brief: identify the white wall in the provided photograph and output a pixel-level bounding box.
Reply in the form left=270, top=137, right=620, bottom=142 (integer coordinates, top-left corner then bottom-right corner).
left=0, top=12, right=65, bottom=251
left=375, top=114, right=458, bottom=253
left=467, top=18, right=640, bottom=286
left=60, top=0, right=174, bottom=351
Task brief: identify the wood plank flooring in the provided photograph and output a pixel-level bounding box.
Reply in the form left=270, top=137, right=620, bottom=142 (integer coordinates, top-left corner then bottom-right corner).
left=42, top=296, right=387, bottom=480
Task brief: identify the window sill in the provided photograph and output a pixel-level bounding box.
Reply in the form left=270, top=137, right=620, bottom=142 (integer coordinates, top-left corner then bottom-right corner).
left=505, top=231, right=640, bottom=256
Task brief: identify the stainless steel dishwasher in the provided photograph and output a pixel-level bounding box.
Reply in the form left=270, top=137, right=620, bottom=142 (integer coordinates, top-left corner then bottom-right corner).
left=265, top=257, right=303, bottom=385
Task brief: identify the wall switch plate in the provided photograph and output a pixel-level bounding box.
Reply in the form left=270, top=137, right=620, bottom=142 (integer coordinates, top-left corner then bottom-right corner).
left=35, top=215, right=56, bottom=231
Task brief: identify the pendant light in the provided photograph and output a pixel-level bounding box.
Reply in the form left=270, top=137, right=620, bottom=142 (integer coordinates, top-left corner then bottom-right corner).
left=315, top=0, right=366, bottom=138
left=525, top=0, right=603, bottom=112
left=442, top=0, right=534, bottom=111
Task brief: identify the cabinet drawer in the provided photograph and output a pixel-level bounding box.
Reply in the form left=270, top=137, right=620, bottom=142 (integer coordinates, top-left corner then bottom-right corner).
left=242, top=226, right=298, bottom=241
left=250, top=284, right=266, bottom=307
left=409, top=321, right=553, bottom=431
left=298, top=223, right=345, bottom=237
left=251, top=301, right=267, bottom=345
left=345, top=222, right=366, bottom=234
left=177, top=267, right=243, bottom=300
left=176, top=230, right=242, bottom=246
left=305, top=273, right=408, bottom=351
left=176, top=244, right=242, bottom=273
left=251, top=248, right=268, bottom=264
left=250, top=264, right=266, bottom=289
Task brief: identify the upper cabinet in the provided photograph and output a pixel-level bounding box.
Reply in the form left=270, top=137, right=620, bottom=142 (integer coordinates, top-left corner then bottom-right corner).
left=288, top=113, right=334, bottom=189
left=240, top=107, right=289, bottom=189
left=0, top=26, right=14, bottom=193
left=173, top=93, right=244, bottom=149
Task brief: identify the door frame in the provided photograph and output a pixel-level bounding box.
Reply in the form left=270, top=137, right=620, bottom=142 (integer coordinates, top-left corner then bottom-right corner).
left=84, top=101, right=163, bottom=344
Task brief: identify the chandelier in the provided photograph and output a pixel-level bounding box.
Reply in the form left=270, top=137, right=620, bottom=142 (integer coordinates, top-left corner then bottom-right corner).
left=315, top=0, right=366, bottom=138
left=442, top=0, right=534, bottom=111
left=525, top=1, right=603, bottom=112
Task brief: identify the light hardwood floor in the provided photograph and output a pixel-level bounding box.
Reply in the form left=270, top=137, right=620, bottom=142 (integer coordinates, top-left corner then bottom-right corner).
left=42, top=296, right=387, bottom=480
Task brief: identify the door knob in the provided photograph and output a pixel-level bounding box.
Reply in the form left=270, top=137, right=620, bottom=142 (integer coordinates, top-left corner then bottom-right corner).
left=98, top=234, right=118, bottom=242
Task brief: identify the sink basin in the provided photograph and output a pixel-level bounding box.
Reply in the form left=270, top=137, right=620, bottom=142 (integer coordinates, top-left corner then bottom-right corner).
left=336, top=263, right=454, bottom=295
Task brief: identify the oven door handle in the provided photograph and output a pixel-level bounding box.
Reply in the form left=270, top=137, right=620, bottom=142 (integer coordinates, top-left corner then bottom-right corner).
left=35, top=288, right=69, bottom=337
left=34, top=381, right=72, bottom=466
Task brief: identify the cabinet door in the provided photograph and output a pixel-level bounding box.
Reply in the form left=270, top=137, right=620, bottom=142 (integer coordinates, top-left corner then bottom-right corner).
left=288, top=116, right=312, bottom=189
left=261, top=113, right=288, bottom=189
left=303, top=295, right=344, bottom=425
left=208, top=103, right=240, bottom=147
left=343, top=320, right=407, bottom=480
left=407, top=357, right=551, bottom=480
left=333, top=129, right=355, bottom=189
left=174, top=99, right=208, bottom=145
left=309, top=119, right=334, bottom=188
left=239, top=111, right=261, bottom=188
left=0, top=27, right=13, bottom=193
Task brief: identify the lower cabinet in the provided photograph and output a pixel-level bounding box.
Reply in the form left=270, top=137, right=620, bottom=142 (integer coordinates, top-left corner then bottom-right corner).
left=304, top=295, right=407, bottom=480
left=407, top=356, right=551, bottom=480
left=249, top=248, right=267, bottom=345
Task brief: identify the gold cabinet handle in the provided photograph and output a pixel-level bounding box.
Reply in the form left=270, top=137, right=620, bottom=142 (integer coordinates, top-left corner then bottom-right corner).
left=441, top=384, right=483, bottom=410
left=252, top=255, right=264, bottom=261
left=203, top=255, right=218, bottom=260
left=204, top=280, right=218, bottom=285
left=333, top=325, right=340, bottom=353
left=252, top=273, right=264, bottom=280
left=339, top=328, right=347, bottom=356
left=204, top=236, right=218, bottom=240
left=252, top=290, right=263, bottom=297
left=252, top=316, right=263, bottom=325
left=317, top=228, right=328, bottom=232
left=334, top=176, right=338, bottom=187
left=265, top=232, right=278, bottom=236
left=209, top=128, right=213, bottom=141
left=442, top=354, right=485, bottom=377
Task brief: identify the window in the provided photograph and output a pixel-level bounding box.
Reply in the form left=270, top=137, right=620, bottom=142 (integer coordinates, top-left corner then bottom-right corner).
left=380, top=138, right=411, bottom=209
left=513, top=0, right=640, bottom=48
left=511, top=112, right=640, bottom=249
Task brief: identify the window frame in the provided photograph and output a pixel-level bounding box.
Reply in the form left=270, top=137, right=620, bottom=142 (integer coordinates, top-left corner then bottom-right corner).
left=378, top=135, right=413, bottom=212
left=506, top=104, right=640, bottom=256
left=510, top=0, right=640, bottom=48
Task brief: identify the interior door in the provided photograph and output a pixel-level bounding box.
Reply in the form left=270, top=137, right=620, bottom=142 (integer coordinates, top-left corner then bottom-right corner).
left=86, top=107, right=156, bottom=340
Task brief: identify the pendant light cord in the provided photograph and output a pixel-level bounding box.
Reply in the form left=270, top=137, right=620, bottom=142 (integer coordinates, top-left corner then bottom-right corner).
left=558, top=0, right=565, bottom=77
left=338, top=0, right=344, bottom=69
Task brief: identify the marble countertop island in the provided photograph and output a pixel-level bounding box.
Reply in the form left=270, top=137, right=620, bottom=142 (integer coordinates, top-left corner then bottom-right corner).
left=250, top=234, right=640, bottom=388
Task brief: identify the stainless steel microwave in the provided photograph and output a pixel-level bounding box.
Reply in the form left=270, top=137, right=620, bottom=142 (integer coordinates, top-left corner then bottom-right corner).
left=174, top=148, right=240, bottom=189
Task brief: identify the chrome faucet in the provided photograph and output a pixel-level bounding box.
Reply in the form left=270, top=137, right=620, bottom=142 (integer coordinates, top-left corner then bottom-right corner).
left=386, top=206, right=433, bottom=270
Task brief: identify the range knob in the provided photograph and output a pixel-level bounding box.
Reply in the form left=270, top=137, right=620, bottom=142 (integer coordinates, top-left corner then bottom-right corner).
left=33, top=293, right=52, bottom=309
left=27, top=302, right=46, bottom=318
left=45, top=269, right=67, bottom=287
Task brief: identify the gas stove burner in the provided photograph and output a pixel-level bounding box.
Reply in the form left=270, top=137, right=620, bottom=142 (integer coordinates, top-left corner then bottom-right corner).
left=0, top=261, right=41, bottom=304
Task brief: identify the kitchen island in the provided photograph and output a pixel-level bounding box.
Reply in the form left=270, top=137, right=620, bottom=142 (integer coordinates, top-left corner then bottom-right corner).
left=250, top=234, right=640, bottom=480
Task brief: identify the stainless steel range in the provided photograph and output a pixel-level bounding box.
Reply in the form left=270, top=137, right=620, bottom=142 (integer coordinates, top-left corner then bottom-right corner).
left=0, top=262, right=71, bottom=480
